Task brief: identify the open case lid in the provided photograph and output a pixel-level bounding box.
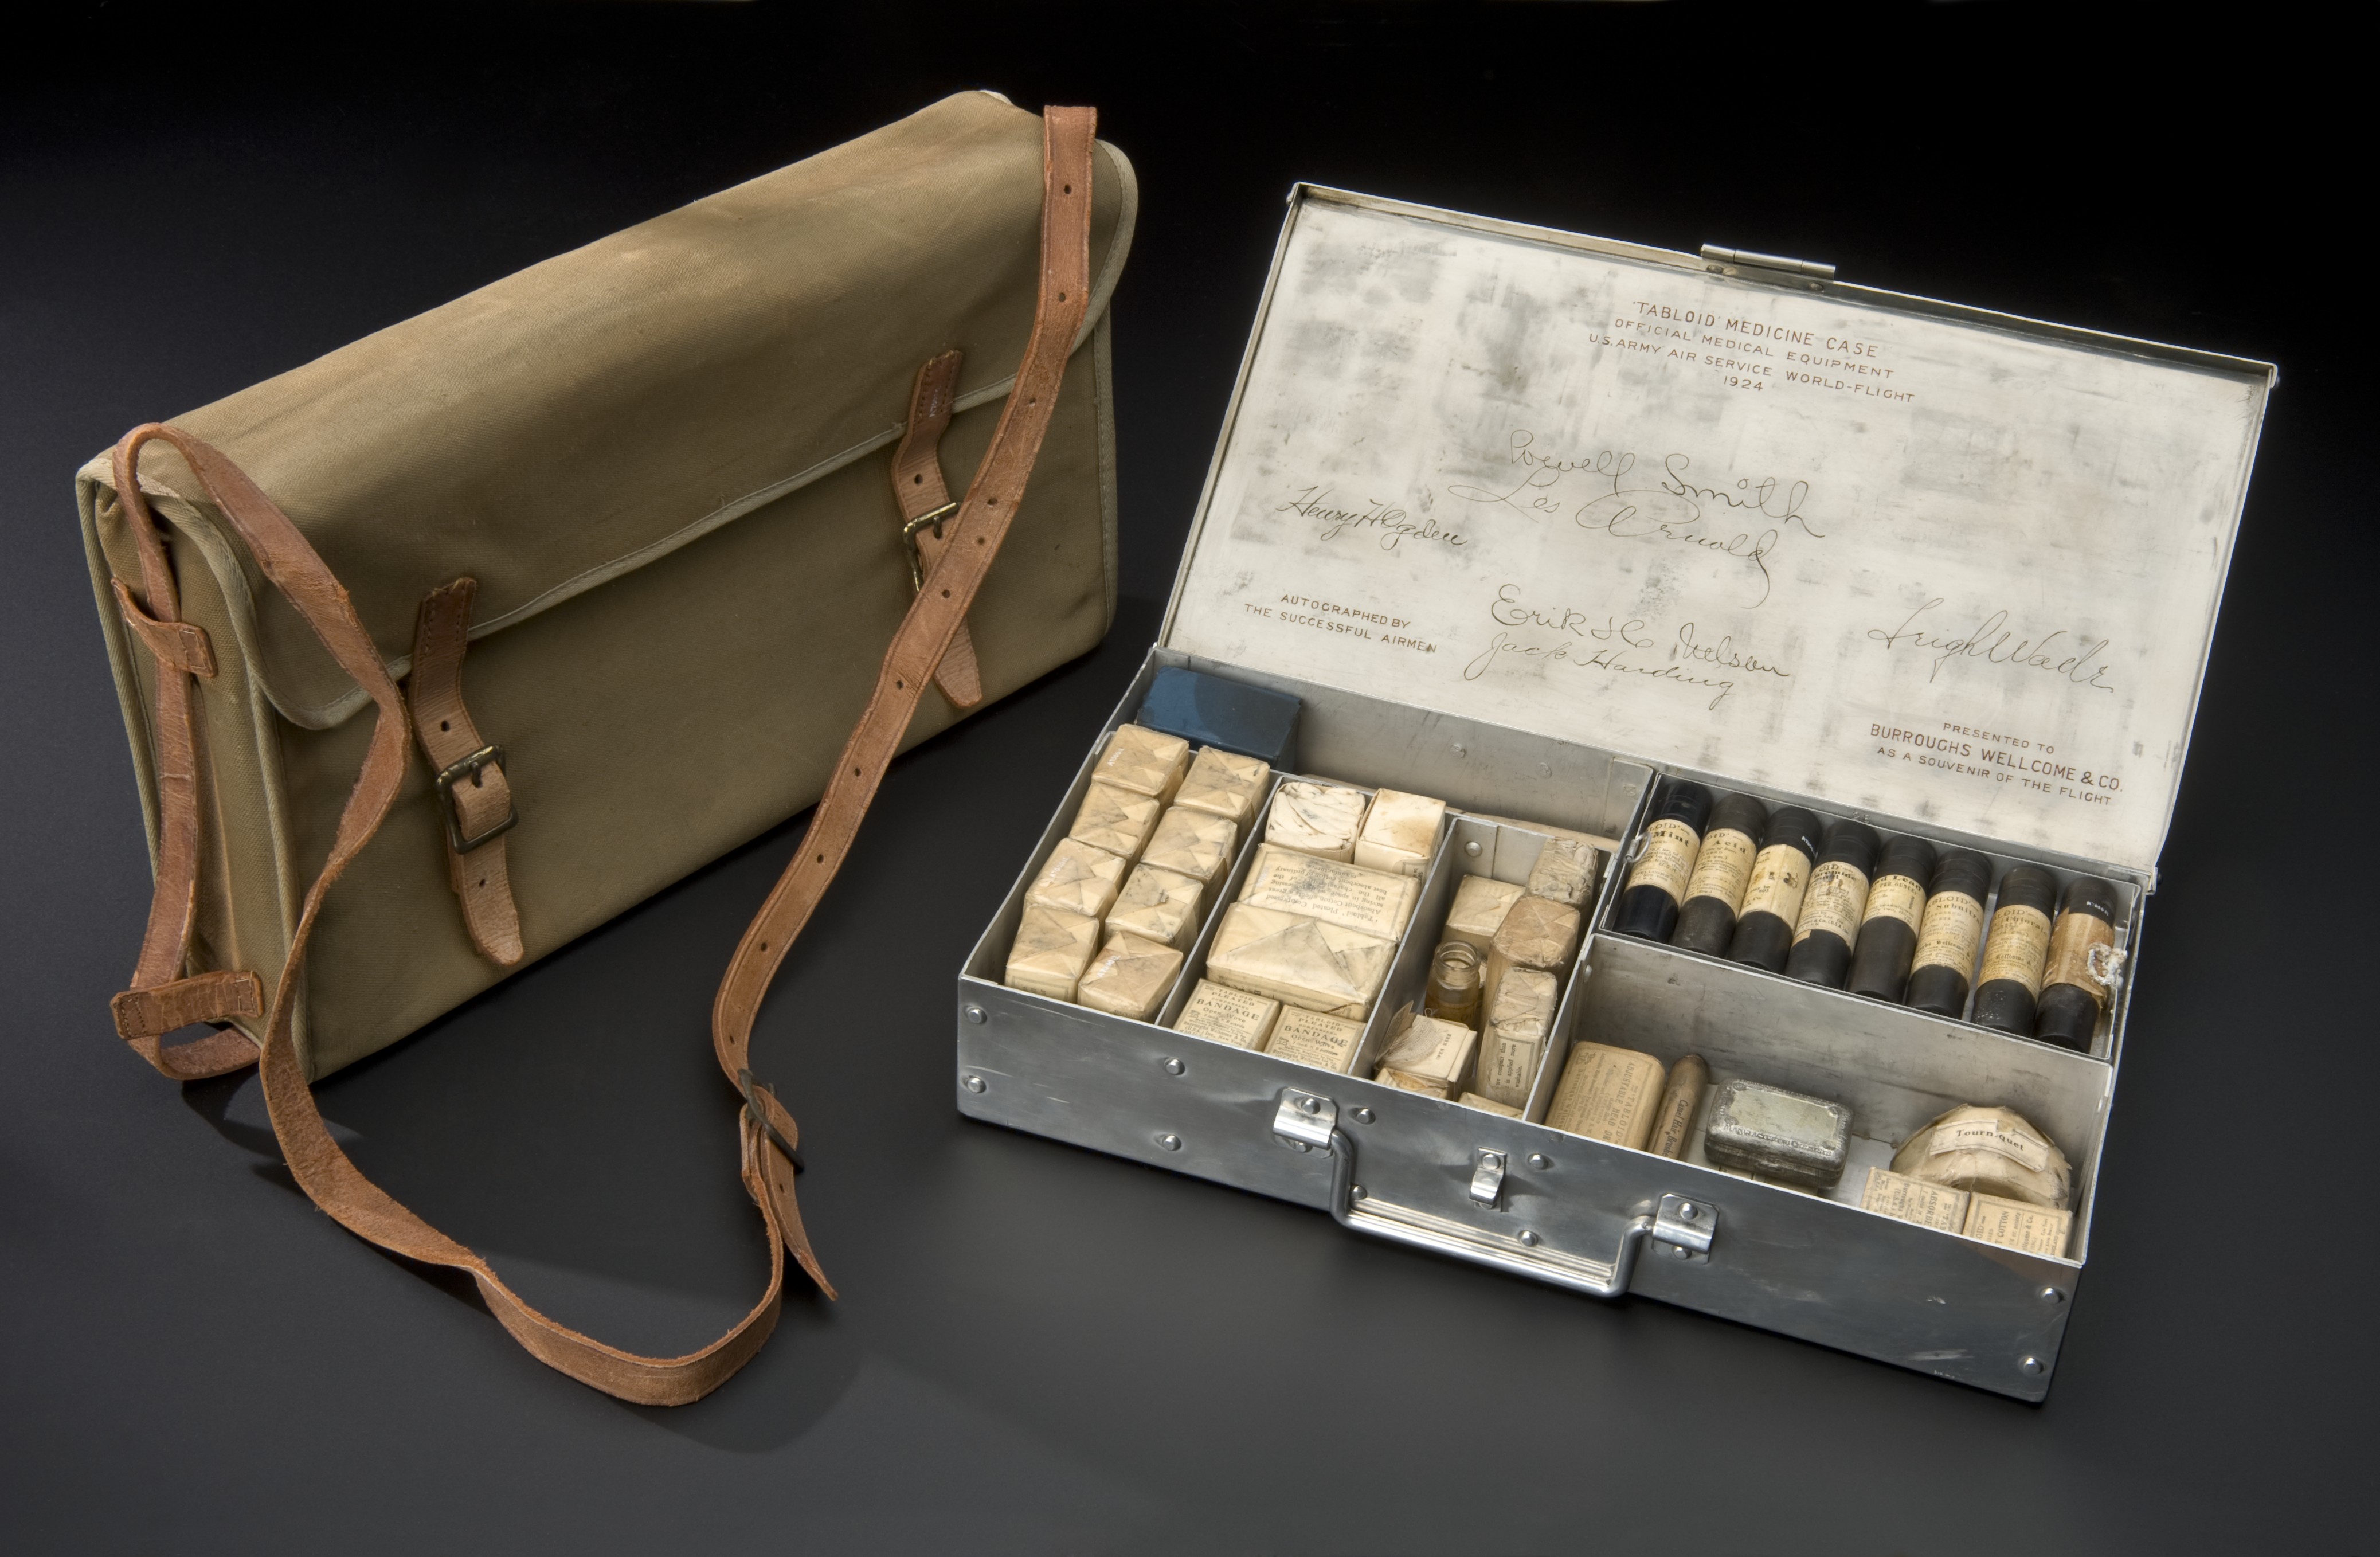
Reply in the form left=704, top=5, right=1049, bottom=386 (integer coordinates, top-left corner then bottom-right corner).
left=1163, top=187, right=2273, bottom=876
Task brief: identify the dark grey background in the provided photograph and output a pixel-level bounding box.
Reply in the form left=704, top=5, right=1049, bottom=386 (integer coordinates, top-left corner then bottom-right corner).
left=3, top=5, right=2366, bottom=1552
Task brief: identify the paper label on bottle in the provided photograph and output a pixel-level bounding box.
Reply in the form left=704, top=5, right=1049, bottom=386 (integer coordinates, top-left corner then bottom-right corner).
left=1928, top=1114, right=2053, bottom=1173
left=1861, top=874, right=1927, bottom=934
left=2045, top=910, right=2117, bottom=1004
left=1963, top=1193, right=2074, bottom=1258
left=1737, top=844, right=1810, bottom=925
left=1978, top=903, right=2052, bottom=994
left=1911, top=893, right=1984, bottom=974
left=1623, top=818, right=1700, bottom=906
left=1682, top=828, right=1756, bottom=910
left=1860, top=1167, right=1971, bottom=1233
left=1792, top=861, right=1871, bottom=946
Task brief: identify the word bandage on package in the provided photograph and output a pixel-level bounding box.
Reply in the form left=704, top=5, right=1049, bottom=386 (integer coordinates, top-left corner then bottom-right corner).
left=958, top=187, right=2269, bottom=1400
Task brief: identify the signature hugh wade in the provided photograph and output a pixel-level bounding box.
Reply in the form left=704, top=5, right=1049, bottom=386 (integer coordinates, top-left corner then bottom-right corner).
left=1867, top=599, right=2116, bottom=694
left=1445, top=431, right=1825, bottom=607
left=1463, top=584, right=1791, bottom=710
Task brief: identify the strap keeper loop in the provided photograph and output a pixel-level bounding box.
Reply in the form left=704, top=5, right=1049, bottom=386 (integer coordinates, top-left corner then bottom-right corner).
left=111, top=578, right=217, bottom=678
left=737, top=1069, right=805, bottom=1172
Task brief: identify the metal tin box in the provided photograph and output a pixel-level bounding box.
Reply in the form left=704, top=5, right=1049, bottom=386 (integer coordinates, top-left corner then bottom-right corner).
left=957, top=187, right=2272, bottom=1400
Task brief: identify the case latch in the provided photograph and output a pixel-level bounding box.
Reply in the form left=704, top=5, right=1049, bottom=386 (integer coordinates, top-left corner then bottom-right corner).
left=1698, top=244, right=1835, bottom=291
left=1652, top=1193, right=1718, bottom=1263
left=1469, top=1149, right=1507, bottom=1209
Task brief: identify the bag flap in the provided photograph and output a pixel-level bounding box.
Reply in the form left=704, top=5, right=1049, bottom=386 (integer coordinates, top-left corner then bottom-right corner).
left=82, top=91, right=1136, bottom=729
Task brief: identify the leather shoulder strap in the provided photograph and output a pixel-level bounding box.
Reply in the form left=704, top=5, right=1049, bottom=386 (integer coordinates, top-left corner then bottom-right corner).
left=100, top=105, right=1099, bottom=1405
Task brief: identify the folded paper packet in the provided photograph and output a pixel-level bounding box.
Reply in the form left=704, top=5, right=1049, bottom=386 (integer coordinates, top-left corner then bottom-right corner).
left=1525, top=835, right=1600, bottom=909
left=1376, top=1012, right=1478, bottom=1094
left=1172, top=979, right=1280, bottom=1050
left=1174, top=746, right=1271, bottom=827
left=1239, top=844, right=1418, bottom=941
left=1007, top=902, right=1102, bottom=1002
left=1485, top=895, right=1580, bottom=1009
left=1205, top=903, right=1395, bottom=1018
left=1075, top=930, right=1185, bottom=1021
left=1458, top=1093, right=1522, bottom=1118
left=1375, top=1066, right=1450, bottom=1098
left=1891, top=1104, right=2072, bottom=1210
left=1070, top=779, right=1163, bottom=859
left=1474, top=967, right=1558, bottom=1109
left=1093, top=723, right=1190, bottom=803
left=1545, top=1041, right=1665, bottom=1150
left=1107, top=862, right=1205, bottom=950
left=1443, top=874, right=1525, bottom=959
left=1025, top=836, right=1129, bottom=918
left=1265, top=780, right=1369, bottom=862
left=1144, top=805, right=1239, bottom=886
left=1352, top=788, right=1446, bottom=878
left=1265, top=1007, right=1365, bottom=1073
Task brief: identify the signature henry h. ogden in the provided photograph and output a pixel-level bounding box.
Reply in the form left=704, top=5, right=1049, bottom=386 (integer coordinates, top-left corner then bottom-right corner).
left=1445, top=431, right=1826, bottom=607
left=1868, top=599, right=2116, bottom=694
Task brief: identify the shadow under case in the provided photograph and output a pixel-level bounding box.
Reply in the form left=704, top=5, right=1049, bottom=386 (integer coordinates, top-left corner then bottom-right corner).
left=955, top=187, right=2272, bottom=1400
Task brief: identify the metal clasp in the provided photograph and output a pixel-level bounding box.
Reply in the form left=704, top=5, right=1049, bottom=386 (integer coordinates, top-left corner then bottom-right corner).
left=432, top=744, right=517, bottom=853
left=1469, top=1149, right=1507, bottom=1209
left=737, top=1068, right=805, bottom=1172
left=901, top=500, right=961, bottom=590
left=1273, top=1087, right=1337, bottom=1152
left=1653, top=1193, right=1717, bottom=1263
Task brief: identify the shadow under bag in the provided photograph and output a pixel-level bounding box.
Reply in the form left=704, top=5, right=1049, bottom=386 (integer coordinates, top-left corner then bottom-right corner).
left=76, top=95, right=1136, bottom=1403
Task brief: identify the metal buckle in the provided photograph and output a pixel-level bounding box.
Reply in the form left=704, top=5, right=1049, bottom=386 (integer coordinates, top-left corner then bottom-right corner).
left=738, top=1069, right=805, bottom=1172
left=900, top=500, right=961, bottom=590
left=432, top=744, right=517, bottom=854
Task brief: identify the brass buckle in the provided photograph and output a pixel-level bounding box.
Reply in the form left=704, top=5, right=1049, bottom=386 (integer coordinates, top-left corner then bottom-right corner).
left=737, top=1068, right=805, bottom=1172
left=900, top=500, right=961, bottom=590
left=433, top=744, right=517, bottom=854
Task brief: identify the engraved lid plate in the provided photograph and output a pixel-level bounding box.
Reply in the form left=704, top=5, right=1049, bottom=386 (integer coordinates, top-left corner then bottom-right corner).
left=1161, top=189, right=2274, bottom=873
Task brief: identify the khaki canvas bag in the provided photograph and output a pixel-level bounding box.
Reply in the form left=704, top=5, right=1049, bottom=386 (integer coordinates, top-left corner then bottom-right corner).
left=77, top=95, right=1134, bottom=1403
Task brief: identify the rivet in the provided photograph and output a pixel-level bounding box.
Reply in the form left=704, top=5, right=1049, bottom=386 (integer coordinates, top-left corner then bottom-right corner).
left=1528, top=1152, right=1551, bottom=1170
left=962, top=1004, right=987, bottom=1024
left=1677, top=1202, right=1698, bottom=1219
left=1158, top=1133, right=1181, bottom=1151
left=1298, top=1096, right=1321, bottom=1114
left=1451, top=742, right=1467, bottom=757
left=1351, top=1107, right=1375, bottom=1125
left=2038, top=1286, right=2066, bottom=1305
left=1351, top=1184, right=1367, bottom=1201
left=961, top=1075, right=987, bottom=1093
left=2020, top=1355, right=2045, bottom=1376
left=1518, top=1230, right=1540, bottom=1247
left=1672, top=1243, right=1692, bottom=1259
left=1162, top=1057, right=1185, bottom=1075
left=1464, top=840, right=1483, bottom=858
left=1290, top=1140, right=1311, bottom=1153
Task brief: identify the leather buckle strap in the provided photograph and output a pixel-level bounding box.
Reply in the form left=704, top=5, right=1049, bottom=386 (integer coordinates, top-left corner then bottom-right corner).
left=433, top=744, right=517, bottom=853
left=737, top=1069, right=804, bottom=1172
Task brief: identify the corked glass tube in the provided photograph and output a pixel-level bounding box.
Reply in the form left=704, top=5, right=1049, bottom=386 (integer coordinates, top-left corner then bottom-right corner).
left=1784, top=820, right=1881, bottom=987
left=1971, top=864, right=2058, bottom=1034
left=1423, top=941, right=1483, bottom=1030
left=1612, top=780, right=1713, bottom=942
left=1725, top=806, right=1823, bottom=973
left=2034, top=876, right=2120, bottom=1050
left=1671, top=793, right=1769, bottom=954
left=1905, top=850, right=1993, bottom=1018
left=1846, top=835, right=1937, bottom=1002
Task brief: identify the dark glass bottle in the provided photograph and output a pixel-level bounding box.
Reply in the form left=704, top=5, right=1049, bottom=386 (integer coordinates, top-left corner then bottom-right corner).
left=1725, top=807, right=1823, bottom=973
left=1672, top=793, right=1770, bottom=954
left=1905, top=850, right=1993, bottom=1018
left=1971, top=864, right=2058, bottom=1034
left=1611, top=780, right=1714, bottom=942
left=1846, top=835, right=1937, bottom=1003
left=2034, top=875, right=2120, bottom=1051
left=1784, top=820, right=1881, bottom=987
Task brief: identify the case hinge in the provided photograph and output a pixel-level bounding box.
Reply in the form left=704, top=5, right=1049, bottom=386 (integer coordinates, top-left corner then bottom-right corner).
left=1273, top=1087, right=1337, bottom=1152
left=1699, top=244, right=1835, bottom=291
left=1652, top=1192, right=1717, bottom=1263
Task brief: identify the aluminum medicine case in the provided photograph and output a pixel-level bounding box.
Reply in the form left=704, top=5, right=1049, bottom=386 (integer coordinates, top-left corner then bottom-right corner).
left=954, top=187, right=2272, bottom=1400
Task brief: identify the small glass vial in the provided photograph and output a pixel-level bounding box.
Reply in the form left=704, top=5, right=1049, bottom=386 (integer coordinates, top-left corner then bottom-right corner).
left=1972, top=864, right=2058, bottom=1034
left=1612, top=780, right=1714, bottom=942
left=2035, top=875, right=2120, bottom=1051
left=1785, top=819, right=1881, bottom=988
left=1671, top=792, right=1770, bottom=955
left=1725, top=806, right=1823, bottom=973
left=1847, top=835, right=1937, bottom=1003
left=1905, top=850, right=1993, bottom=1018
left=1423, top=941, right=1483, bottom=1029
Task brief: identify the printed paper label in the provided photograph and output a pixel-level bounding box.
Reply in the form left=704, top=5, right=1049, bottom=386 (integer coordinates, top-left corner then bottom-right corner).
left=1861, top=874, right=1927, bottom=934
left=1978, top=903, right=2052, bottom=994
left=1911, top=893, right=1985, bottom=974
left=1929, top=1115, right=2053, bottom=1173
left=2045, top=910, right=2117, bottom=1004
left=1623, top=818, right=1700, bottom=905
left=1682, top=828, right=1757, bottom=910
left=1737, top=844, right=1810, bottom=924
left=1963, top=1194, right=2074, bottom=1258
left=1860, top=1166, right=1970, bottom=1232
left=1792, top=860, right=1871, bottom=945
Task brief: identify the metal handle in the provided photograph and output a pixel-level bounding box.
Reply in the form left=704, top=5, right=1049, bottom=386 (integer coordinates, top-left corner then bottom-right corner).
left=1275, top=1087, right=1714, bottom=1300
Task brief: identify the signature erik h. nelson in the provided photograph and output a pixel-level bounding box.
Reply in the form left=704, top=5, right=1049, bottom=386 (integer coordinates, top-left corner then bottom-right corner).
left=1444, top=431, right=1825, bottom=608
left=1867, top=599, right=2116, bottom=694
left=1277, top=484, right=1466, bottom=553
left=1462, top=584, right=1791, bottom=710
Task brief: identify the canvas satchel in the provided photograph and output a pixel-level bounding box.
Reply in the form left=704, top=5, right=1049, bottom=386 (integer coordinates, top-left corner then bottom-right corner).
left=76, top=95, right=1134, bottom=1403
